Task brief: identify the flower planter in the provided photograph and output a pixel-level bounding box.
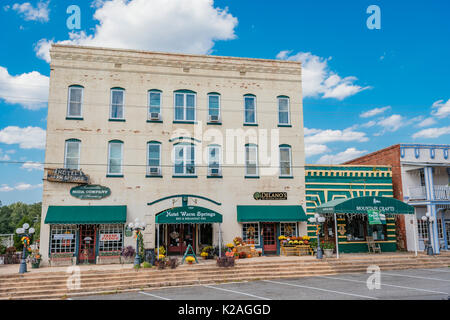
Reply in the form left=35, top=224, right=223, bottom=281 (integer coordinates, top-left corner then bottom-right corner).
left=31, top=260, right=41, bottom=268
left=324, top=249, right=333, bottom=258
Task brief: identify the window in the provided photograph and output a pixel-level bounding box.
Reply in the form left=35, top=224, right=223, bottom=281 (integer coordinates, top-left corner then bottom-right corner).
left=244, top=95, right=256, bottom=124
left=64, top=139, right=80, bottom=169
left=245, top=144, right=258, bottom=176
left=345, top=215, right=367, bottom=241
left=173, top=144, right=195, bottom=175
left=367, top=224, right=387, bottom=241
left=149, top=90, right=162, bottom=118
left=108, top=141, right=123, bottom=175
left=279, top=145, right=292, bottom=177
left=208, top=93, right=220, bottom=121
left=208, top=145, right=221, bottom=176
left=110, top=88, right=125, bottom=119
left=417, top=219, right=428, bottom=239
left=242, top=223, right=259, bottom=245
left=98, top=224, right=124, bottom=252
left=174, top=91, right=196, bottom=121
left=437, top=218, right=444, bottom=238
left=280, top=223, right=297, bottom=237
left=278, top=96, right=290, bottom=125
left=67, top=86, right=83, bottom=118
left=50, top=225, right=76, bottom=254
left=147, top=142, right=161, bottom=175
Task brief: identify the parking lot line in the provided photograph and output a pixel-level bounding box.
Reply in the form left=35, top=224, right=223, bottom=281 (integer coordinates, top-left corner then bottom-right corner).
left=139, top=291, right=171, bottom=300
left=381, top=272, right=450, bottom=282
left=203, top=285, right=271, bottom=300
left=263, top=280, right=378, bottom=300
left=418, top=268, right=450, bottom=274
left=316, top=275, right=450, bottom=295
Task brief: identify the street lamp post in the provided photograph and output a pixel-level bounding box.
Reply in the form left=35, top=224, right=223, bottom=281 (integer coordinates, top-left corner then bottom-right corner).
left=15, top=223, right=35, bottom=274
left=308, top=214, right=326, bottom=259
left=421, top=213, right=435, bottom=256
left=128, top=218, right=146, bottom=266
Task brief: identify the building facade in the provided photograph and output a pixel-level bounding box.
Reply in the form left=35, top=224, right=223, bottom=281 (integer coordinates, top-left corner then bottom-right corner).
left=345, top=144, right=450, bottom=254
left=39, top=45, right=306, bottom=265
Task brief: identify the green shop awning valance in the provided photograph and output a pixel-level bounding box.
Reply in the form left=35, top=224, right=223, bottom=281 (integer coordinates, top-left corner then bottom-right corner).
left=315, top=196, right=414, bottom=215
left=45, top=205, right=127, bottom=224
left=237, top=205, right=307, bottom=222
left=155, top=206, right=222, bottom=224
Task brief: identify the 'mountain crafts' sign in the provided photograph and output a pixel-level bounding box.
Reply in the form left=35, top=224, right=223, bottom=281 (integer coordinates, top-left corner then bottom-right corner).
left=253, top=192, right=287, bottom=200
left=70, top=185, right=111, bottom=200
left=156, top=206, right=223, bottom=224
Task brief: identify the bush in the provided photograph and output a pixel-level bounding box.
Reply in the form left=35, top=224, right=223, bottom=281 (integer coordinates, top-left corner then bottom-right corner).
left=217, top=256, right=235, bottom=268
left=0, top=244, right=6, bottom=255
left=213, top=245, right=227, bottom=257
left=168, top=257, right=178, bottom=269
left=155, top=258, right=167, bottom=270
left=142, top=261, right=152, bottom=268
left=121, top=246, right=135, bottom=258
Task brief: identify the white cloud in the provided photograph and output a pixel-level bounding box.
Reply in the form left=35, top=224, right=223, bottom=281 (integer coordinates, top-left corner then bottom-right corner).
left=377, top=114, right=404, bottom=133
left=417, top=117, right=436, bottom=128
left=361, top=120, right=377, bottom=128
left=317, top=148, right=367, bottom=164
left=0, top=182, right=43, bottom=192
left=10, top=1, right=50, bottom=22
left=35, top=0, right=238, bottom=63
left=276, top=51, right=370, bottom=100
left=431, top=99, right=450, bottom=119
left=305, top=144, right=330, bottom=156
left=21, top=161, right=44, bottom=171
left=304, top=127, right=369, bottom=145
left=412, top=126, right=450, bottom=139
left=360, top=106, right=391, bottom=118
left=0, top=149, right=11, bottom=161
left=0, top=66, right=49, bottom=110
left=0, top=126, right=46, bottom=149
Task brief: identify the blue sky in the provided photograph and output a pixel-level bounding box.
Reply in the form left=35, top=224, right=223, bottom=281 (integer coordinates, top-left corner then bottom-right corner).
left=0, top=0, right=449, bottom=205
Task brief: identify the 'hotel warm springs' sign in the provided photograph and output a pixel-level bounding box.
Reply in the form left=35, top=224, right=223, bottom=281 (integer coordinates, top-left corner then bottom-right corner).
left=156, top=206, right=223, bottom=224
left=70, top=185, right=111, bottom=200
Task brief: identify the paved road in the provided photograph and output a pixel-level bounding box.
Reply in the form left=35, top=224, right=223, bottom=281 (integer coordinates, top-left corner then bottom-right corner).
left=71, top=267, right=450, bottom=300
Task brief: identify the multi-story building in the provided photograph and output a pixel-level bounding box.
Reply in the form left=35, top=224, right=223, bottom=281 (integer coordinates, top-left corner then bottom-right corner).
left=345, top=144, right=450, bottom=254
left=39, top=45, right=306, bottom=265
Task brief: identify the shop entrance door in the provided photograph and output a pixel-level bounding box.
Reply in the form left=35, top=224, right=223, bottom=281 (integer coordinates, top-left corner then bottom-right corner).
left=78, top=225, right=97, bottom=264
left=262, top=223, right=277, bottom=253
left=167, top=224, right=195, bottom=255
left=446, top=221, right=450, bottom=248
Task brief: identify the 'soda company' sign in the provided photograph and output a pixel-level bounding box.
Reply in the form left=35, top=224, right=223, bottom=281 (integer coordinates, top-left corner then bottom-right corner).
left=70, top=185, right=111, bottom=200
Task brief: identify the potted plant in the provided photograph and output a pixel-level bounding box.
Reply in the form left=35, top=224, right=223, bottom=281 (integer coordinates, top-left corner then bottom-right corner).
left=185, top=256, right=195, bottom=265
left=29, top=249, right=41, bottom=269
left=322, top=241, right=335, bottom=258
left=309, top=239, right=318, bottom=253
left=120, top=246, right=136, bottom=264
left=200, top=252, right=208, bottom=260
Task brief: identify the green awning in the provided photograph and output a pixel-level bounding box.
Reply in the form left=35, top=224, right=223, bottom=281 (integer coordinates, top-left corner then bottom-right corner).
left=156, top=206, right=222, bottom=224
left=316, top=196, right=414, bottom=215
left=44, top=205, right=127, bottom=224
left=237, top=205, right=307, bottom=222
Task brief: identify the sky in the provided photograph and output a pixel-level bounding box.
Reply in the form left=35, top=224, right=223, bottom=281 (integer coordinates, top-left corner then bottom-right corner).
left=0, top=0, right=449, bottom=205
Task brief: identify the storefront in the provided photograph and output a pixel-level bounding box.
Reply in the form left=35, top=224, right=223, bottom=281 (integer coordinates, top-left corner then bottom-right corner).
left=236, top=205, right=308, bottom=255
left=155, top=205, right=223, bottom=255
left=44, top=205, right=127, bottom=264
left=315, top=196, right=414, bottom=253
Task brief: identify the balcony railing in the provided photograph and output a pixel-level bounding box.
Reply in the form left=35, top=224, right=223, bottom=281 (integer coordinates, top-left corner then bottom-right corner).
left=408, top=185, right=450, bottom=200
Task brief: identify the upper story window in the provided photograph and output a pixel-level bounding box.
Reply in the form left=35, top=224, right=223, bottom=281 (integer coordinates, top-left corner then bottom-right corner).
left=245, top=144, right=258, bottom=177
left=148, top=90, right=162, bottom=120
left=173, top=143, right=195, bottom=176
left=278, top=96, right=290, bottom=125
left=64, top=139, right=80, bottom=169
left=147, top=141, right=161, bottom=176
left=67, top=85, right=83, bottom=118
left=110, top=88, right=125, bottom=120
left=108, top=140, right=123, bottom=176
left=244, top=95, right=257, bottom=124
left=208, top=93, right=221, bottom=123
left=208, top=145, right=221, bottom=176
left=174, top=90, right=196, bottom=122
left=279, top=145, right=292, bottom=177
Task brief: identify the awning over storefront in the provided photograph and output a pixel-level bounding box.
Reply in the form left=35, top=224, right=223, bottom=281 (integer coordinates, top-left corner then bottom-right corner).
left=155, top=206, right=223, bottom=224
left=237, top=205, right=307, bottom=222
left=315, top=196, right=414, bottom=215
left=44, top=205, right=127, bottom=224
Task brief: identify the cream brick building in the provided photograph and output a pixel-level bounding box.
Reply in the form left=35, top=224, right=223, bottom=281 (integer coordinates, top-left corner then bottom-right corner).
left=40, top=45, right=306, bottom=265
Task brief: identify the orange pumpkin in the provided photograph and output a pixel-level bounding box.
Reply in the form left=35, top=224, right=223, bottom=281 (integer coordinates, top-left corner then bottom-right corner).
left=247, top=254, right=252, bottom=258
left=232, top=248, right=237, bottom=252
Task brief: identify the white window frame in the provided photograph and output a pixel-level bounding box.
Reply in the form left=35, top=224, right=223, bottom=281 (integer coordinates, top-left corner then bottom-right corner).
left=242, top=223, right=260, bottom=245
left=98, top=224, right=124, bottom=253
left=173, top=144, right=196, bottom=176
left=108, top=141, right=124, bottom=175
left=208, top=145, right=221, bottom=175
left=244, top=95, right=257, bottom=124
left=280, top=223, right=298, bottom=237
left=208, top=93, right=221, bottom=119
left=148, top=90, right=162, bottom=118
left=278, top=96, right=290, bottom=125
left=279, top=146, right=293, bottom=177
left=50, top=224, right=77, bottom=254
left=245, top=145, right=258, bottom=177
left=417, top=219, right=428, bottom=239
left=67, top=86, right=83, bottom=118
left=64, top=140, right=81, bottom=170
left=174, top=92, right=196, bottom=122
left=110, top=88, right=125, bottom=120
left=147, top=142, right=161, bottom=175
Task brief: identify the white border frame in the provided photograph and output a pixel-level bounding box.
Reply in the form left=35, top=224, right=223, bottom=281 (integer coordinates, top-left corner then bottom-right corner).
left=173, top=92, right=197, bottom=122
left=277, top=96, right=291, bottom=125
left=147, top=142, right=162, bottom=175
left=173, top=144, right=196, bottom=176
left=245, top=145, right=258, bottom=176
left=64, top=140, right=81, bottom=170
left=67, top=86, right=84, bottom=118
left=243, top=95, right=257, bottom=125
left=148, top=90, right=162, bottom=120
left=107, top=141, right=124, bottom=175
left=109, top=88, right=126, bottom=120
left=279, top=146, right=293, bottom=177
left=207, top=93, right=221, bottom=121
